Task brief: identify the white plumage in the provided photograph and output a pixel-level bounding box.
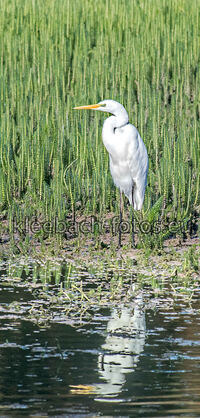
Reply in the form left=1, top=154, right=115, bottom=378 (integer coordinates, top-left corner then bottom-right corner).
left=100, top=100, right=148, bottom=210
left=73, top=99, right=149, bottom=246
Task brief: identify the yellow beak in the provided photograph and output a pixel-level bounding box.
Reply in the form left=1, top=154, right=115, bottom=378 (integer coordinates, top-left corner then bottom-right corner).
left=73, top=103, right=101, bottom=110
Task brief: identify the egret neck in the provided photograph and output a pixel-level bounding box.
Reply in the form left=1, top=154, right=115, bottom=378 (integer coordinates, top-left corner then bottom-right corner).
left=103, top=107, right=129, bottom=138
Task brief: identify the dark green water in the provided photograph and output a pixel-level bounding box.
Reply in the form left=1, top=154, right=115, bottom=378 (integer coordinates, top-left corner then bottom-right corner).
left=0, top=262, right=200, bottom=417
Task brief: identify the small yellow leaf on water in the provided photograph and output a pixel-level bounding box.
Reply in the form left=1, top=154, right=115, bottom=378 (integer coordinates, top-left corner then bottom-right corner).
left=69, top=384, right=96, bottom=395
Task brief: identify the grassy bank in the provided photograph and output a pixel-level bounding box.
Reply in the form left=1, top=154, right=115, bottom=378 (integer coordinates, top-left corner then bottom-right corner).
left=0, top=0, right=199, bottom=249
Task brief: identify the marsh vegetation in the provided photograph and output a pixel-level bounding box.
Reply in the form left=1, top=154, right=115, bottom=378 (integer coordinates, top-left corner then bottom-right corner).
left=0, top=0, right=199, bottom=251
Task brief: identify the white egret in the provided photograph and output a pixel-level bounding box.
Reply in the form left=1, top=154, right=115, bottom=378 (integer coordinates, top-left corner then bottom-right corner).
left=73, top=100, right=148, bottom=247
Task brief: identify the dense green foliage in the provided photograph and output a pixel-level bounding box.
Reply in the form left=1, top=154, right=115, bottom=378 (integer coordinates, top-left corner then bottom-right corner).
left=0, top=0, right=199, bottom=241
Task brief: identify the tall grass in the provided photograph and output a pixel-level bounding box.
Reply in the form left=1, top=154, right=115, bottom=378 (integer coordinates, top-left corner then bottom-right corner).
left=0, top=0, right=199, bottom=241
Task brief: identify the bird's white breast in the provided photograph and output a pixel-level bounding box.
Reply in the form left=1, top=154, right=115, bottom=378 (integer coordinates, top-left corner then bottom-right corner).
left=102, top=118, right=148, bottom=208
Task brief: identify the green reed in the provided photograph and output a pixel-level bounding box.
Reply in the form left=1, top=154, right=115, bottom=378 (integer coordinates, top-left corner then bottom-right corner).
left=0, top=0, right=199, bottom=245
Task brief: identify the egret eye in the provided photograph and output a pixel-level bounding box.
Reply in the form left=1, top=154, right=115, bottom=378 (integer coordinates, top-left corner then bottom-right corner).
left=100, top=103, right=106, bottom=107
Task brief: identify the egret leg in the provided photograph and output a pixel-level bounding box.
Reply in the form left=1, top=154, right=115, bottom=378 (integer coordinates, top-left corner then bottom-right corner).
left=131, top=207, right=135, bottom=248
left=131, top=187, right=135, bottom=248
left=119, top=191, right=123, bottom=247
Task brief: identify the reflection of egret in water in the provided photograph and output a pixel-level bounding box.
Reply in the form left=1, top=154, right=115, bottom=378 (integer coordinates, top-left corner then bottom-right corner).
left=96, top=292, right=146, bottom=400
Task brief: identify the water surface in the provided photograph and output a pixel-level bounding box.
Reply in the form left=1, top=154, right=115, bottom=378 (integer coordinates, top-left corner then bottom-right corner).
left=0, top=261, right=200, bottom=417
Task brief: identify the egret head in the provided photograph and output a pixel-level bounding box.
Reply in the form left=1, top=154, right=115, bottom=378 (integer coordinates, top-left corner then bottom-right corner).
left=73, top=99, right=127, bottom=118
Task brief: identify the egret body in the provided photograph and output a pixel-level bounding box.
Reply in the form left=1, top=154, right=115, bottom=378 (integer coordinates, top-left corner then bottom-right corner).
left=73, top=100, right=148, bottom=246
